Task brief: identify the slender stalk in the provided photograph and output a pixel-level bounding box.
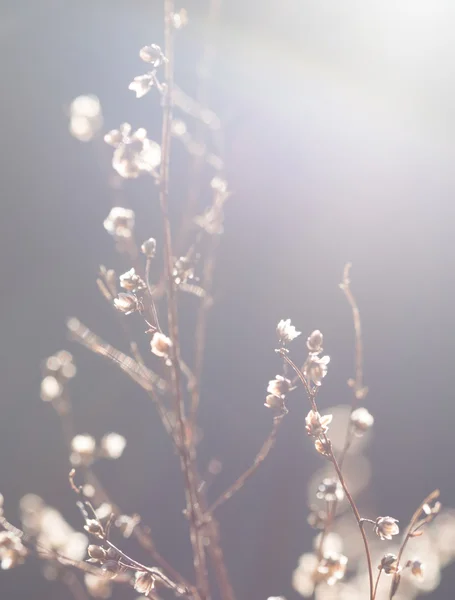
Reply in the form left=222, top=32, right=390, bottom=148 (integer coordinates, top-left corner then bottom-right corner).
left=373, top=567, right=383, bottom=600
left=204, top=415, right=283, bottom=517
left=389, top=490, right=440, bottom=599
left=159, top=2, right=209, bottom=596
left=329, top=445, right=374, bottom=600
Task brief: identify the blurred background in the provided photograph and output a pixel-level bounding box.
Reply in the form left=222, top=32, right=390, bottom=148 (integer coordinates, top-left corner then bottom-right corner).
left=0, top=0, right=454, bottom=598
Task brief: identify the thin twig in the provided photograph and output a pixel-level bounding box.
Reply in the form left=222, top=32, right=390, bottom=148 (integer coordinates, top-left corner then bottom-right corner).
left=373, top=566, right=383, bottom=600
left=329, top=444, right=374, bottom=600
left=389, top=490, right=440, bottom=599
left=204, top=415, right=284, bottom=517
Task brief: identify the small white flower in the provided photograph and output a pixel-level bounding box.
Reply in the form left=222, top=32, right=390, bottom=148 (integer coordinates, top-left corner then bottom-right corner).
left=171, top=9, right=188, bottom=29
left=350, top=407, right=374, bottom=436
left=128, top=73, right=155, bottom=99
left=71, top=435, right=96, bottom=457
left=151, top=332, right=173, bottom=358
left=380, top=553, right=400, bottom=575
left=84, top=573, right=112, bottom=599
left=104, top=124, right=161, bottom=179
left=113, top=293, right=139, bottom=315
left=40, top=376, right=63, bottom=402
left=318, top=553, right=348, bottom=586
left=139, top=44, right=166, bottom=67
left=134, top=571, right=155, bottom=595
left=69, top=95, right=103, bottom=142
left=305, top=410, right=332, bottom=437
left=276, top=319, right=301, bottom=343
left=306, top=330, right=323, bottom=353
left=101, top=433, right=126, bottom=460
left=103, top=207, right=135, bottom=239
left=304, top=354, right=330, bottom=386
left=141, top=237, right=157, bottom=258
left=119, top=268, right=145, bottom=292
left=267, top=375, right=293, bottom=399
left=374, top=516, right=400, bottom=541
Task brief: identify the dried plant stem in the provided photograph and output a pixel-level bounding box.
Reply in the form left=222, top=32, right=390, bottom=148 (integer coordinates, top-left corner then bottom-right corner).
left=389, top=489, right=440, bottom=599
left=280, top=353, right=317, bottom=411
left=340, top=263, right=364, bottom=400
left=159, top=2, right=209, bottom=596
left=328, top=445, right=374, bottom=600
left=373, top=567, right=383, bottom=600
left=205, top=415, right=284, bottom=517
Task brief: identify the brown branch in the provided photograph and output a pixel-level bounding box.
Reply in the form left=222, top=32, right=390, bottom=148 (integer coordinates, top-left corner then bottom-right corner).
left=159, top=1, right=209, bottom=596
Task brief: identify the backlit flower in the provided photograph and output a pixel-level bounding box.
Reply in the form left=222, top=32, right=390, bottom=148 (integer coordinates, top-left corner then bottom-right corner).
left=150, top=332, right=173, bottom=358
left=267, top=375, right=293, bottom=399
left=316, top=478, right=344, bottom=503
left=104, top=124, right=161, bottom=179
left=103, top=207, right=135, bottom=239
left=374, top=516, right=400, bottom=541
left=276, top=319, right=301, bottom=343
left=113, top=293, right=139, bottom=315
left=304, top=354, right=330, bottom=386
left=139, top=44, right=167, bottom=67
left=128, top=73, right=155, bottom=99
left=350, top=407, right=374, bottom=436
left=306, top=330, right=323, bottom=353
left=305, top=410, right=332, bottom=437
left=380, top=553, right=399, bottom=575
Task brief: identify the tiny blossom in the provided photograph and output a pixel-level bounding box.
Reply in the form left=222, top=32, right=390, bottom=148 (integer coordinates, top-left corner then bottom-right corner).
left=211, top=176, right=228, bottom=193
left=408, top=559, right=424, bottom=580
left=95, top=503, right=113, bottom=521
left=104, top=124, right=161, bottom=179
left=306, top=330, right=323, bottom=353
left=171, top=119, right=187, bottom=137
left=139, top=44, right=166, bottom=67
left=267, top=375, right=293, bottom=399
left=314, top=438, right=331, bottom=457
left=103, top=207, right=135, bottom=239
left=173, top=256, right=195, bottom=286
left=350, top=407, right=374, bottom=436
left=318, top=553, right=348, bottom=586
left=115, top=514, right=141, bottom=538
left=381, top=554, right=399, bottom=575
left=304, top=354, right=330, bottom=386
left=194, top=203, right=224, bottom=235
left=128, top=73, right=155, bottom=99
left=113, top=293, right=139, bottom=315
left=84, top=519, right=104, bottom=538
left=374, top=516, right=400, bottom=541
left=87, top=545, right=107, bottom=562
left=171, top=8, right=188, bottom=29
left=69, top=95, right=103, bottom=142
left=292, top=553, right=319, bottom=597
left=141, top=237, right=157, bottom=258
left=71, top=434, right=96, bottom=456
left=0, top=531, right=27, bottom=570
left=305, top=410, right=332, bottom=437
left=316, top=478, right=344, bottom=503
left=264, top=394, right=287, bottom=414
left=276, top=319, right=301, bottom=343
left=151, top=332, right=173, bottom=358
left=40, top=376, right=63, bottom=402
left=423, top=500, right=442, bottom=518
left=101, top=433, right=126, bottom=460
left=119, top=268, right=145, bottom=292
left=134, top=571, right=155, bottom=595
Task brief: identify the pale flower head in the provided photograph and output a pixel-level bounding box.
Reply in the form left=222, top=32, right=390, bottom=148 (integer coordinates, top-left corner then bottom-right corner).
left=267, top=375, right=293, bottom=399
left=307, top=330, right=323, bottom=353
left=113, top=293, right=139, bottom=315
left=119, top=268, right=145, bottom=292
left=276, top=319, right=301, bottom=343
left=0, top=531, right=27, bottom=570
left=374, top=516, right=400, bottom=541
left=151, top=332, right=173, bottom=358
left=305, top=410, right=332, bottom=437
left=134, top=571, right=155, bottom=595
left=350, top=407, right=374, bottom=436
left=141, top=237, right=157, bottom=258
left=318, top=553, right=348, bottom=586
left=103, top=206, right=135, bottom=239
left=40, top=376, right=63, bottom=402
left=71, top=435, right=96, bottom=465
left=380, top=553, right=399, bottom=575
left=128, top=73, right=155, bottom=99
left=293, top=553, right=319, bottom=597
left=139, top=44, right=167, bottom=67
left=104, top=124, right=161, bottom=179
left=304, top=354, right=330, bottom=386
left=84, top=573, right=112, bottom=599
left=69, top=95, right=103, bottom=142
left=101, top=433, right=126, bottom=460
